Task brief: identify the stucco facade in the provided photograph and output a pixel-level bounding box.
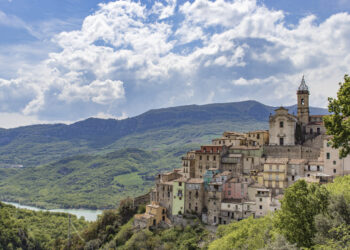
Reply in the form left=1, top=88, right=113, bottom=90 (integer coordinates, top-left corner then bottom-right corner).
left=263, top=158, right=288, bottom=195
left=269, top=107, right=297, bottom=146
left=172, top=178, right=186, bottom=216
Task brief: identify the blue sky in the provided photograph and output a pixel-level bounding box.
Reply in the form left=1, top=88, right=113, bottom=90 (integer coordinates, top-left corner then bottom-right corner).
left=0, top=0, right=349, bottom=127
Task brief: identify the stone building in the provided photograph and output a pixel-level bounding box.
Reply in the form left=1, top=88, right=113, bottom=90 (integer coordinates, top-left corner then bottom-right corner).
left=269, top=107, right=297, bottom=146
left=246, top=130, right=269, bottom=146
left=185, top=178, right=204, bottom=215
left=220, top=199, right=255, bottom=223
left=182, top=151, right=196, bottom=178
left=221, top=146, right=264, bottom=174
left=323, top=137, right=350, bottom=176
left=206, top=181, right=223, bottom=225
left=194, top=145, right=224, bottom=178
left=297, top=75, right=310, bottom=126
left=304, top=160, right=324, bottom=177
left=153, top=170, right=183, bottom=214
left=223, top=176, right=248, bottom=200
left=287, top=159, right=306, bottom=186
left=212, top=132, right=246, bottom=146
left=263, top=158, right=288, bottom=195
left=134, top=202, right=170, bottom=229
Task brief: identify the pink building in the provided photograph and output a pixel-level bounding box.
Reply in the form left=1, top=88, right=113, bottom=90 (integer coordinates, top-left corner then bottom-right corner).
left=223, top=177, right=248, bottom=199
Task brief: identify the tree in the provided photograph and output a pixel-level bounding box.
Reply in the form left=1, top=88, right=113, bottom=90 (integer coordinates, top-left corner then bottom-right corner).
left=314, top=194, right=350, bottom=247
left=324, top=74, right=350, bottom=158
left=275, top=180, right=329, bottom=248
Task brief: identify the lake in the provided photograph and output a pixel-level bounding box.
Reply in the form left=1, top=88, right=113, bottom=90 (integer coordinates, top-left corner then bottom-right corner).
left=2, top=201, right=103, bottom=222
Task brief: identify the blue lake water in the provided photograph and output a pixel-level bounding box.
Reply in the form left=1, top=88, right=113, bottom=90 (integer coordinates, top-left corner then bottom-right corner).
left=2, top=201, right=103, bottom=222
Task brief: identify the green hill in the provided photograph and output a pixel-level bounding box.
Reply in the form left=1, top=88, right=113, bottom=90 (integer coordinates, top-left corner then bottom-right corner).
left=0, top=147, right=195, bottom=209
left=0, top=101, right=328, bottom=168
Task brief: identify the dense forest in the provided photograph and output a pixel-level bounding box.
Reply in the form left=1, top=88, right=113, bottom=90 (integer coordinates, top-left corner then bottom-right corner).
left=0, top=202, right=88, bottom=249
left=3, top=176, right=350, bottom=249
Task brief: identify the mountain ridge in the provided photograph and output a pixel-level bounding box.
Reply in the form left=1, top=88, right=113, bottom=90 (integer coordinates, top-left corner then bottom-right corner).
left=0, top=100, right=328, bottom=167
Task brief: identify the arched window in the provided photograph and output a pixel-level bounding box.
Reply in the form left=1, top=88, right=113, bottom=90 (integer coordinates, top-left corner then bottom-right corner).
left=301, top=98, right=305, bottom=105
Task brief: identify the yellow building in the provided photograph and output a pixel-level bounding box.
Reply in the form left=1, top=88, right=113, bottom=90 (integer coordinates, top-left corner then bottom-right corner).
left=134, top=202, right=171, bottom=229
left=263, top=158, right=288, bottom=195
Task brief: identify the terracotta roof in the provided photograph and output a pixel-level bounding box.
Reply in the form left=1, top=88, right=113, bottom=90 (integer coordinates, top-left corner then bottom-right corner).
left=308, top=160, right=324, bottom=165
left=265, top=158, right=289, bottom=164
left=174, top=177, right=189, bottom=183
left=186, top=178, right=204, bottom=184
left=288, top=159, right=307, bottom=164
left=215, top=171, right=232, bottom=177
left=248, top=183, right=266, bottom=188
left=222, top=198, right=244, bottom=203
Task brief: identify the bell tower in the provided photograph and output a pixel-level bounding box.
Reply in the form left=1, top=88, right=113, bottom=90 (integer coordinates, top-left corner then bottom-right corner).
left=297, top=75, right=310, bottom=125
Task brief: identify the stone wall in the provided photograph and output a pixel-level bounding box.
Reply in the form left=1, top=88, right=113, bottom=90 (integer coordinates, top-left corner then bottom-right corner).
left=133, top=192, right=151, bottom=207
left=264, top=145, right=320, bottom=160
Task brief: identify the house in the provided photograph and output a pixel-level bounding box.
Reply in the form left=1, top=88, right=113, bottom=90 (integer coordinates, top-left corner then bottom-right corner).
left=134, top=202, right=170, bottom=229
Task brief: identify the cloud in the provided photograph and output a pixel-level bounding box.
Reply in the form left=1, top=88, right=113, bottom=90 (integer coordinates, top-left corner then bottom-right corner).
left=0, top=0, right=350, bottom=126
left=58, top=79, right=124, bottom=105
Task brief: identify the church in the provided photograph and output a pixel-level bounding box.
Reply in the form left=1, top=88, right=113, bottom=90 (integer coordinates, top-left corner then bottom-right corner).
left=268, top=76, right=326, bottom=147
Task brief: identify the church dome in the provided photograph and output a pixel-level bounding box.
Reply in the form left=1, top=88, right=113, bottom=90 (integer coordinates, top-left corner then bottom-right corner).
left=298, top=75, right=309, bottom=91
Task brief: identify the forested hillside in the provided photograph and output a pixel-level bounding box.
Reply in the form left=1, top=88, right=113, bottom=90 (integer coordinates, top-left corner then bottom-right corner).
left=0, top=202, right=88, bottom=249
left=0, top=101, right=327, bottom=168
left=0, top=147, right=194, bottom=209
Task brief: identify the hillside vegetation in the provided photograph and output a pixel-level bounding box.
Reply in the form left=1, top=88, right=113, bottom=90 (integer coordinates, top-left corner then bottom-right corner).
left=0, top=147, right=197, bottom=209
left=0, top=202, right=88, bottom=250
left=0, top=101, right=327, bottom=168
left=209, top=176, right=350, bottom=249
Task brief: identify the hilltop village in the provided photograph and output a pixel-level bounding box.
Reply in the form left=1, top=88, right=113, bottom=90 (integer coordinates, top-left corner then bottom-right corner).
left=134, top=76, right=350, bottom=229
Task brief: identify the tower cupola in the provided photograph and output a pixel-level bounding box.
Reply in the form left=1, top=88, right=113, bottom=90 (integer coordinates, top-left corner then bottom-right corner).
left=297, top=75, right=310, bottom=125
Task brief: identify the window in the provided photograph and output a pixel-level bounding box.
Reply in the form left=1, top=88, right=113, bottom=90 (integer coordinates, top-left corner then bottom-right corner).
left=334, top=169, right=337, bottom=174
left=207, top=156, right=209, bottom=161
left=301, top=98, right=305, bottom=105
left=213, top=156, right=216, bottom=161
left=280, top=121, right=284, bottom=128
left=310, top=128, right=313, bottom=134
left=308, top=165, right=311, bottom=171
left=228, top=191, right=231, bottom=195
left=317, top=128, right=320, bottom=134
left=317, top=165, right=320, bottom=171
left=200, top=156, right=202, bottom=160
left=257, top=134, right=260, bottom=139
left=292, top=175, right=295, bottom=181
left=333, top=160, right=337, bottom=165
left=179, top=182, right=182, bottom=186
left=276, top=175, right=279, bottom=181
left=259, top=198, right=262, bottom=202
left=327, top=153, right=330, bottom=159
left=259, top=205, right=263, bottom=210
